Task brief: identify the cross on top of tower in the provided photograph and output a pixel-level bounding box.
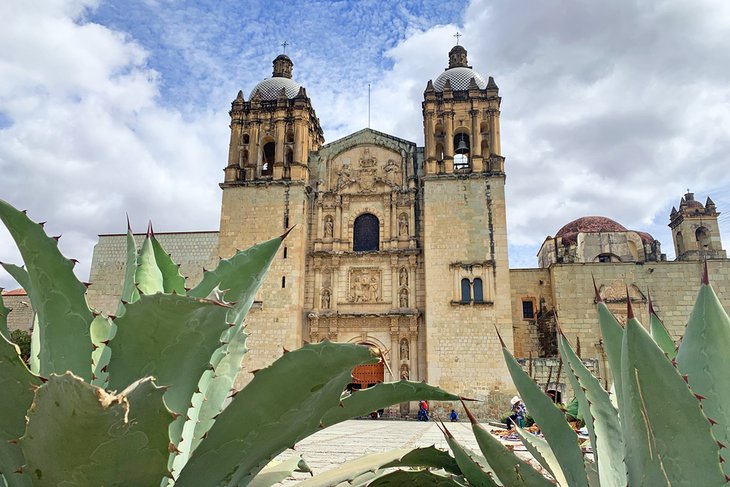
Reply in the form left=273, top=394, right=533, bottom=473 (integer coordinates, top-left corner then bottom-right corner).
left=281, top=40, right=289, bottom=53
left=454, top=32, right=462, bottom=45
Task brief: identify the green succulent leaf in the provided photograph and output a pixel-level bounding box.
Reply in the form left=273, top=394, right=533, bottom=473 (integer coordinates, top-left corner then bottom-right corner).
left=295, top=449, right=420, bottom=487
left=135, top=234, right=164, bottom=296
left=676, top=282, right=730, bottom=477
left=514, top=426, right=565, bottom=486
left=0, top=200, right=93, bottom=380
left=322, top=380, right=459, bottom=426
left=175, top=341, right=377, bottom=487
left=89, top=314, right=116, bottom=388
left=621, top=315, right=726, bottom=486
left=366, top=469, right=468, bottom=486
left=0, top=264, right=39, bottom=373
left=0, top=334, right=42, bottom=487
left=596, top=300, right=625, bottom=406
left=443, top=431, right=500, bottom=487
left=20, top=374, right=171, bottom=487
left=151, top=234, right=187, bottom=295
left=116, top=228, right=140, bottom=316
left=559, top=332, right=626, bottom=487
left=382, top=446, right=462, bottom=475
left=502, top=342, right=589, bottom=487
left=248, top=454, right=311, bottom=487
left=464, top=405, right=553, bottom=486
left=106, top=294, right=230, bottom=415
left=649, top=308, right=676, bottom=360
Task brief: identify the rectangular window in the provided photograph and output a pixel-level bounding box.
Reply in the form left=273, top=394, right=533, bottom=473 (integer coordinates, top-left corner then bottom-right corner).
left=522, top=300, right=535, bottom=319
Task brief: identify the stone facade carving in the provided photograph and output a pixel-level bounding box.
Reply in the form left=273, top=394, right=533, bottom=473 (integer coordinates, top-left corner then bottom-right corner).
left=400, top=363, right=409, bottom=380
left=323, top=215, right=334, bottom=238
left=400, top=338, right=409, bottom=360
left=349, top=268, right=381, bottom=303
left=321, top=288, right=331, bottom=309
left=399, top=267, right=408, bottom=286
left=398, top=213, right=409, bottom=237
left=399, top=288, right=409, bottom=308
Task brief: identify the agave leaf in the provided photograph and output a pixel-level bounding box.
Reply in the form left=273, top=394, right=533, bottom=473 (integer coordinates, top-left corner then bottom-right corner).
left=595, top=299, right=625, bottom=406
left=367, top=469, right=468, bottom=486
left=462, top=404, right=553, bottom=486
left=20, top=374, right=171, bottom=487
left=0, top=334, right=41, bottom=487
left=441, top=427, right=500, bottom=487
left=248, top=454, right=311, bottom=487
left=294, top=449, right=421, bottom=487
left=0, top=289, right=9, bottom=340
left=502, top=342, right=588, bottom=487
left=382, top=446, right=462, bottom=475
left=116, top=228, right=140, bottom=316
left=584, top=459, right=600, bottom=487
left=322, top=380, right=459, bottom=426
left=514, top=426, right=565, bottom=486
left=89, top=314, right=116, bottom=388
left=175, top=341, right=378, bottom=487
left=151, top=234, right=187, bottom=295
left=0, top=200, right=93, bottom=380
left=559, top=333, right=626, bottom=487
left=621, top=315, right=725, bottom=485
left=649, top=308, right=676, bottom=360
left=107, top=294, right=229, bottom=416
left=135, top=234, right=164, bottom=296
left=676, top=282, right=730, bottom=477
left=0, top=264, right=40, bottom=373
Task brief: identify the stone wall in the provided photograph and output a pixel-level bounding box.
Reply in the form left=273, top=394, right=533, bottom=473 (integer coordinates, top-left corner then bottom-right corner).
left=86, top=231, right=219, bottom=314
left=422, top=174, right=514, bottom=418
left=2, top=292, right=33, bottom=331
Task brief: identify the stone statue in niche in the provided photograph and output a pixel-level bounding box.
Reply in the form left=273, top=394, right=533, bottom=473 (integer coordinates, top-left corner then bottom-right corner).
left=323, top=215, right=334, bottom=238
left=384, top=159, right=401, bottom=185
left=349, top=268, right=381, bottom=303
left=399, top=288, right=409, bottom=308
left=400, top=338, right=409, bottom=360
left=398, top=214, right=409, bottom=237
left=400, top=364, right=409, bottom=380
left=399, top=267, right=408, bottom=286
left=321, top=289, right=331, bottom=309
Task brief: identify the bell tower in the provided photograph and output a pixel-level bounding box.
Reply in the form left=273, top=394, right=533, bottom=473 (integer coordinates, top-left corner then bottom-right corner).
left=218, top=53, right=324, bottom=378
left=421, top=44, right=513, bottom=405
left=669, top=191, right=726, bottom=260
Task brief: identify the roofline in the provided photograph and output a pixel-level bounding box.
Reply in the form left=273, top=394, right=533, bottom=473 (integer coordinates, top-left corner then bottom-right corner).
left=98, top=230, right=219, bottom=237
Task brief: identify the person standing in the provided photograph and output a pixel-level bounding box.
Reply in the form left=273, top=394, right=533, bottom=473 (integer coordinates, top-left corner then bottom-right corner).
left=507, top=396, right=526, bottom=429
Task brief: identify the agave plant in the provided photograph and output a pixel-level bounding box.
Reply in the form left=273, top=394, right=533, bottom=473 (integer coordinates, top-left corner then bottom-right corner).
left=0, top=198, right=459, bottom=487
left=400, top=267, right=729, bottom=486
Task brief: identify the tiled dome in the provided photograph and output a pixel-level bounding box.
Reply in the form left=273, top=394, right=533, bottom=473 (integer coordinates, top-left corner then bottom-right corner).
left=249, top=77, right=302, bottom=100
left=555, top=216, right=655, bottom=244
left=433, top=67, right=488, bottom=91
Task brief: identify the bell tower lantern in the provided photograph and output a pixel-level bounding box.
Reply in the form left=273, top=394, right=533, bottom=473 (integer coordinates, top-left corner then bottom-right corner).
left=223, top=54, right=324, bottom=184
left=422, top=44, right=503, bottom=175
left=669, top=191, right=726, bottom=260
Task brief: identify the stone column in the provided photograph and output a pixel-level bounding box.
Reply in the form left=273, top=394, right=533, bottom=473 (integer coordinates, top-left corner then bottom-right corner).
left=250, top=121, right=260, bottom=177
left=316, top=203, right=324, bottom=239
left=293, top=119, right=302, bottom=164
left=494, top=110, right=502, bottom=155
left=390, top=194, right=397, bottom=244
left=444, top=112, right=454, bottom=173
left=471, top=110, right=483, bottom=172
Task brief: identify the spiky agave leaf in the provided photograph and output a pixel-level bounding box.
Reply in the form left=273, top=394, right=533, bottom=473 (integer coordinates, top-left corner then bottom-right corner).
left=499, top=331, right=589, bottom=487
left=175, top=342, right=378, bottom=487
left=20, top=374, right=171, bottom=486
left=438, top=422, right=500, bottom=487
left=558, top=331, right=625, bottom=487
left=366, top=469, right=468, bottom=486
left=248, top=454, right=311, bottom=487
left=89, top=314, right=116, bottom=388
left=0, top=200, right=93, bottom=380
left=0, top=264, right=40, bottom=372
left=675, top=275, right=730, bottom=478
left=0, top=334, right=42, bottom=487
left=621, top=310, right=725, bottom=485
left=116, top=226, right=139, bottom=316
left=135, top=226, right=164, bottom=296
left=593, top=280, right=625, bottom=406
left=648, top=295, right=676, bottom=359
left=150, top=230, right=187, bottom=295
left=0, top=288, right=9, bottom=340
left=514, top=425, right=566, bottom=486
left=461, top=402, right=554, bottom=486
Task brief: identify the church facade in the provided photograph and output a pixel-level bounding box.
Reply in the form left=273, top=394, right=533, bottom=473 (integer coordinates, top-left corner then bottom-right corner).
left=5, top=45, right=729, bottom=417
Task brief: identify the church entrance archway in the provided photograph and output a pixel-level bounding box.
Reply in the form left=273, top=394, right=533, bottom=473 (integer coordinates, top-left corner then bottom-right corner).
left=350, top=343, right=385, bottom=390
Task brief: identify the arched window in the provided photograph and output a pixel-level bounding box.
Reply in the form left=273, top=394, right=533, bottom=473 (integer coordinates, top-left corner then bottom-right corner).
left=696, top=227, right=711, bottom=249
left=435, top=142, right=445, bottom=161
left=473, top=278, right=484, bottom=303
left=286, top=130, right=294, bottom=143
left=242, top=134, right=250, bottom=144
left=353, top=214, right=379, bottom=251
left=285, top=148, right=293, bottom=165
left=676, top=231, right=684, bottom=256
left=460, top=278, right=471, bottom=303
left=262, top=142, right=275, bottom=176
left=453, top=133, right=470, bottom=171
left=241, top=149, right=249, bottom=165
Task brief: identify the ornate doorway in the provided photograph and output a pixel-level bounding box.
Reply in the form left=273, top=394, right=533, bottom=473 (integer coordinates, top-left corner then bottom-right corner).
left=351, top=362, right=384, bottom=389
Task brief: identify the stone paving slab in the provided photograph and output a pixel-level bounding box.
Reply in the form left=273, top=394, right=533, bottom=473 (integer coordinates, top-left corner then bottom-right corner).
left=273, top=419, right=486, bottom=484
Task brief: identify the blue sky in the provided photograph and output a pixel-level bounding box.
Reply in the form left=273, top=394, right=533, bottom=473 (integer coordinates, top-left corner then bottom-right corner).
left=1, top=0, right=730, bottom=290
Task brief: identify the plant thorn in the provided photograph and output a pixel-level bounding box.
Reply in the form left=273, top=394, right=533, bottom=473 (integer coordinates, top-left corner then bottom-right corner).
left=626, top=286, right=635, bottom=319
left=592, top=275, right=603, bottom=303
left=280, top=225, right=297, bottom=241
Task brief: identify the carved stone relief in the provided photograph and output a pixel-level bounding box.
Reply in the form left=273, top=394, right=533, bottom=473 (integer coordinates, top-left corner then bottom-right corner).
left=399, top=288, right=409, bottom=308
left=398, top=213, right=409, bottom=237
left=400, top=364, right=409, bottom=380
left=399, top=267, right=408, bottom=287
left=323, top=215, right=334, bottom=238
left=321, top=289, right=331, bottom=309
left=348, top=268, right=381, bottom=303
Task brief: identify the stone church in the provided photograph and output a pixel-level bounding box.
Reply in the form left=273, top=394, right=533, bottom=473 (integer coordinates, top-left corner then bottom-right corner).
left=4, top=44, right=729, bottom=416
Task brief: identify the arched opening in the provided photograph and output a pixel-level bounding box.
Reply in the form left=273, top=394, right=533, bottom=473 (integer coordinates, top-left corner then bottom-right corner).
left=242, top=134, right=250, bottom=144
left=676, top=231, right=684, bottom=256
left=435, top=142, right=445, bottom=161
left=596, top=253, right=620, bottom=263
left=453, top=132, right=470, bottom=171
left=696, top=226, right=711, bottom=250
left=353, top=213, right=379, bottom=251
left=261, top=141, right=275, bottom=176
left=286, top=130, right=294, bottom=143
left=460, top=278, right=471, bottom=303
left=241, top=149, right=249, bottom=166
left=481, top=139, right=489, bottom=158
left=473, top=278, right=484, bottom=303
left=285, top=148, right=293, bottom=165
left=350, top=343, right=385, bottom=390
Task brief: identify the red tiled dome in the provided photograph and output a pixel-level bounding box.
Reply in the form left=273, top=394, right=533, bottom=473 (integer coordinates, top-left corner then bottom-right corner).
left=555, top=216, right=655, bottom=245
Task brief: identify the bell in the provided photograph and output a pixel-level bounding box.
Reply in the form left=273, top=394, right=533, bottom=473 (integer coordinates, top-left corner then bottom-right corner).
left=455, top=134, right=469, bottom=154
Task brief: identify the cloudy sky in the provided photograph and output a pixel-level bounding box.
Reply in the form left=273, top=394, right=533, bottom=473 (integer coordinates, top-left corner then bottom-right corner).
left=1, top=0, right=730, bottom=290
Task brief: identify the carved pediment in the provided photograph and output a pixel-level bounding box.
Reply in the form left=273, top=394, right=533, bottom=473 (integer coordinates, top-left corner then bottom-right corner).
left=333, top=147, right=403, bottom=194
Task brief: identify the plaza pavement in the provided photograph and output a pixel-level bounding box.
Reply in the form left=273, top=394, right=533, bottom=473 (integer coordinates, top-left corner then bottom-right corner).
left=274, top=419, right=489, bottom=484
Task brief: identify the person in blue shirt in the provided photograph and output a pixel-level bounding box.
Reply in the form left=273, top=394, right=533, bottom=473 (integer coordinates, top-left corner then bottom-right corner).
left=449, top=409, right=458, bottom=422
